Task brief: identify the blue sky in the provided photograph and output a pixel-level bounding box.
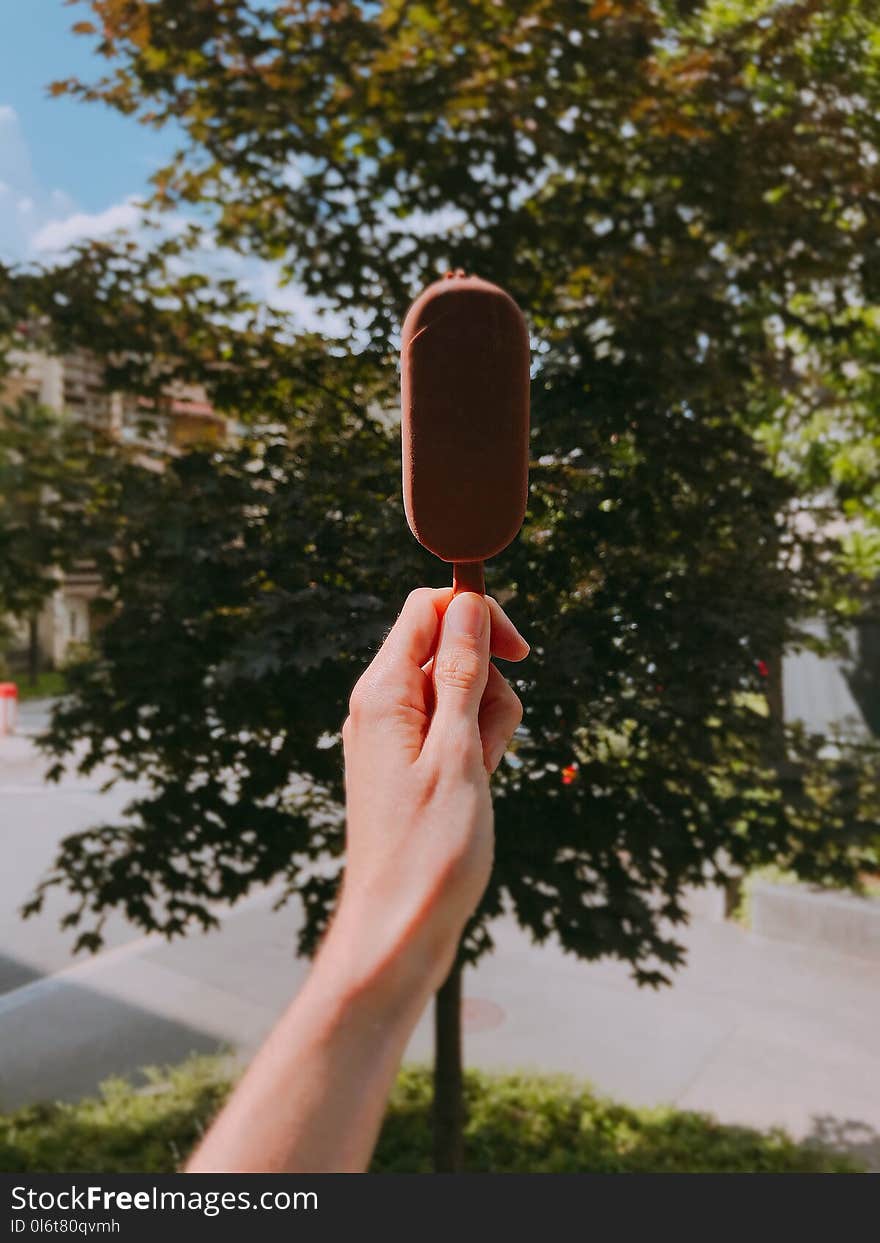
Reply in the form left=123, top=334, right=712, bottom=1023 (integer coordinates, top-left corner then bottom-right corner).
left=0, top=0, right=178, bottom=262
left=0, top=0, right=339, bottom=328
left=0, top=0, right=450, bottom=334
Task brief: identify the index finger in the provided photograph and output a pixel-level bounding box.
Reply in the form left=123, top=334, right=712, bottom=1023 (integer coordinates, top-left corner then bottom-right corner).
left=369, top=588, right=529, bottom=680
left=371, top=588, right=449, bottom=677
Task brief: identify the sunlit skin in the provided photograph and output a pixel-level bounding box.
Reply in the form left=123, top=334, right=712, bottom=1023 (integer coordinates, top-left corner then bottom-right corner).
left=186, top=588, right=528, bottom=1173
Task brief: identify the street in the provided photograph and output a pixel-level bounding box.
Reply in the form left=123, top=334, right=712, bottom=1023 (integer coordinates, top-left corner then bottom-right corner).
left=2, top=701, right=879, bottom=1170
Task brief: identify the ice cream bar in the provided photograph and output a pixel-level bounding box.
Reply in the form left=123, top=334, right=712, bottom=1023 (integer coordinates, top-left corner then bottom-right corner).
left=400, top=271, right=530, bottom=594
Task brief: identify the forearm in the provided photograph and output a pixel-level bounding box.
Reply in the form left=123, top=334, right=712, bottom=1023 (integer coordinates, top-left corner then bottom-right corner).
left=185, top=910, right=435, bottom=1174
left=185, top=589, right=524, bottom=1174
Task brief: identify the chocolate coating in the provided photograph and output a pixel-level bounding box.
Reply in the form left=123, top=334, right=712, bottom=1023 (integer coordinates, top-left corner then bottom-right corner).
left=401, top=274, right=530, bottom=565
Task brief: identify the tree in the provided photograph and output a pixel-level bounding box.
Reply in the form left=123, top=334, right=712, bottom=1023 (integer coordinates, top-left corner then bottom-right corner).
left=8, top=0, right=880, bottom=1169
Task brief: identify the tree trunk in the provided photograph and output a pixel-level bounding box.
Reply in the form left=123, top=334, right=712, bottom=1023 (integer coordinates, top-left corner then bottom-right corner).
left=27, top=614, right=40, bottom=687
left=433, top=959, right=464, bottom=1173
left=766, top=646, right=785, bottom=742
left=722, top=643, right=786, bottom=922
left=723, top=874, right=743, bottom=918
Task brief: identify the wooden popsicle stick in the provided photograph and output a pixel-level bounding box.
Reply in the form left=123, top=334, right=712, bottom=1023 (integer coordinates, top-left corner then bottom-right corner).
left=452, top=561, right=485, bottom=596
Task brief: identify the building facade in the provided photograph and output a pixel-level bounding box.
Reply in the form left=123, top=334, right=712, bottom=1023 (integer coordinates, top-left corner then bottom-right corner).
left=2, top=347, right=225, bottom=672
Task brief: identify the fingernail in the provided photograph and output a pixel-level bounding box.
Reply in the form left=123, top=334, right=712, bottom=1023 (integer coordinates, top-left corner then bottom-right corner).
left=444, top=591, right=488, bottom=641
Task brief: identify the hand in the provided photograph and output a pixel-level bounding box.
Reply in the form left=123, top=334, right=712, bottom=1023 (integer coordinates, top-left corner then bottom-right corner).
left=331, top=587, right=529, bottom=1000
left=186, top=587, right=528, bottom=1173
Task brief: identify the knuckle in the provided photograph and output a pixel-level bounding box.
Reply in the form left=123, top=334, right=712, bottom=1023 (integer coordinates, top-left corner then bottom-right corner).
left=434, top=645, right=485, bottom=692
left=348, top=665, right=396, bottom=723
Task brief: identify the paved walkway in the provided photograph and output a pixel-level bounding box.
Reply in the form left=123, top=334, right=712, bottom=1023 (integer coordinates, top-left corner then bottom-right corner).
left=2, top=706, right=879, bottom=1170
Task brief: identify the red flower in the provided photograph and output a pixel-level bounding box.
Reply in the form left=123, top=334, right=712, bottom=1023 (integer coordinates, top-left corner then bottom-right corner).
left=757, top=660, right=769, bottom=678
left=562, top=764, right=578, bottom=786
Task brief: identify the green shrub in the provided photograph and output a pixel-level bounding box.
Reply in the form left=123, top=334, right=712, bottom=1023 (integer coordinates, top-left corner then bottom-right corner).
left=377, top=1069, right=858, bottom=1173
left=0, top=1059, right=230, bottom=1175
left=0, top=1058, right=858, bottom=1174
left=16, top=671, right=67, bottom=702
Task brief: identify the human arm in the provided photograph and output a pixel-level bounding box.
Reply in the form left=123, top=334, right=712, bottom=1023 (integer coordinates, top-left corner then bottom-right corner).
left=185, top=587, right=527, bottom=1172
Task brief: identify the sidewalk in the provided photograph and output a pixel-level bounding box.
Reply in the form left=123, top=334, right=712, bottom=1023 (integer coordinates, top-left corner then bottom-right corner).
left=1, top=889, right=878, bottom=1169
left=2, top=712, right=879, bottom=1169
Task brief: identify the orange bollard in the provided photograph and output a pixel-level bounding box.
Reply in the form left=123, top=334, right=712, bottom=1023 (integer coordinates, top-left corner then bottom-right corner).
left=0, top=682, right=18, bottom=736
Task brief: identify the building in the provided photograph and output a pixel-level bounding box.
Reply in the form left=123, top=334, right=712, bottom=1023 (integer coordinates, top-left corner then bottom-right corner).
left=1, top=346, right=225, bottom=673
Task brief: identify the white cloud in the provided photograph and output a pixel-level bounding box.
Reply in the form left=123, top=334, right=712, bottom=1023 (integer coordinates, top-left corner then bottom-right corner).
left=0, top=104, right=363, bottom=344
left=30, top=197, right=143, bottom=254
left=21, top=183, right=351, bottom=338
left=0, top=109, right=152, bottom=263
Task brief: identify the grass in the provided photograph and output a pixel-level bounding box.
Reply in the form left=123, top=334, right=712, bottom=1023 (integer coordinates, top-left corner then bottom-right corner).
left=14, top=671, right=67, bottom=702
left=0, top=1058, right=859, bottom=1174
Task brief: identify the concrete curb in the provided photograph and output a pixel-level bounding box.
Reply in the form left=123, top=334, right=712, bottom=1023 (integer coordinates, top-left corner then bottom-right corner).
left=751, top=881, right=880, bottom=962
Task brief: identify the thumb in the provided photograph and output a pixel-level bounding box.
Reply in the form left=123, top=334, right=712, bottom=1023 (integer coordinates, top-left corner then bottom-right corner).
left=430, top=591, right=491, bottom=736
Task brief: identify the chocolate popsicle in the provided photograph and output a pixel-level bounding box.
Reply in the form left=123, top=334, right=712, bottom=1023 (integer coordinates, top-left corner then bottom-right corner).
left=400, top=271, right=530, bottom=594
